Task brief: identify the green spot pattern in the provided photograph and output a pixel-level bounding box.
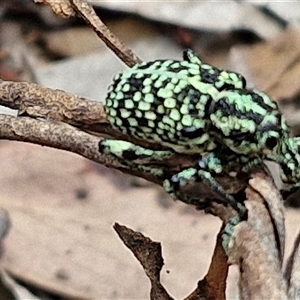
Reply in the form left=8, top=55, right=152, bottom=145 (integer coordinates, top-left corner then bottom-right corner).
left=105, top=50, right=246, bottom=153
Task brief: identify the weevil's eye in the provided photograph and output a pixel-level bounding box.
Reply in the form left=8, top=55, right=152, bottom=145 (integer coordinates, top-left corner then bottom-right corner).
left=266, top=137, right=278, bottom=149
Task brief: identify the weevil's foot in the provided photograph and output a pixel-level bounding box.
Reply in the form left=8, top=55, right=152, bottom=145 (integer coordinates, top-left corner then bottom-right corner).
left=222, top=216, right=242, bottom=256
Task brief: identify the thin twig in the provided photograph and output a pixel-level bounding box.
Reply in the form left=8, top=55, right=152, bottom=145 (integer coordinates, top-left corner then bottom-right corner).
left=70, top=0, right=142, bottom=67
left=0, top=114, right=165, bottom=184
left=34, top=0, right=142, bottom=66
left=0, top=80, right=106, bottom=125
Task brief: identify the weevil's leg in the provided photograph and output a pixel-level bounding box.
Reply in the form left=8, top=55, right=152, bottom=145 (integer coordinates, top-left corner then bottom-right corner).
left=164, top=168, right=246, bottom=218
left=199, top=170, right=246, bottom=217
left=99, top=139, right=174, bottom=161
left=163, top=167, right=205, bottom=206
left=98, top=139, right=173, bottom=179
left=163, top=152, right=247, bottom=219
left=163, top=152, right=246, bottom=255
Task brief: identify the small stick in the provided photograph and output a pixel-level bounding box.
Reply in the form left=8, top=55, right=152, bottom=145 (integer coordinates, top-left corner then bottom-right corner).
left=34, top=0, right=142, bottom=66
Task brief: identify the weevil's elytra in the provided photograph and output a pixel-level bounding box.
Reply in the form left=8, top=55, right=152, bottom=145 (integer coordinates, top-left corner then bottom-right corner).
left=105, top=50, right=246, bottom=154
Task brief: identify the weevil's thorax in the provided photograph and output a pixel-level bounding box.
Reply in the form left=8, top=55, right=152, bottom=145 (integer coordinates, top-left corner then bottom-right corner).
left=182, top=49, right=246, bottom=91
left=105, top=50, right=246, bottom=154
left=209, top=89, right=285, bottom=156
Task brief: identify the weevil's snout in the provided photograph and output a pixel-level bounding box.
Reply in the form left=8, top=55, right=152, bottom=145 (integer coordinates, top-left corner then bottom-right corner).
left=280, top=137, right=300, bottom=183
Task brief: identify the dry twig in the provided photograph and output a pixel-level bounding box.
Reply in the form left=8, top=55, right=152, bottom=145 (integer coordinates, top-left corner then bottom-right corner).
left=34, top=0, right=141, bottom=66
